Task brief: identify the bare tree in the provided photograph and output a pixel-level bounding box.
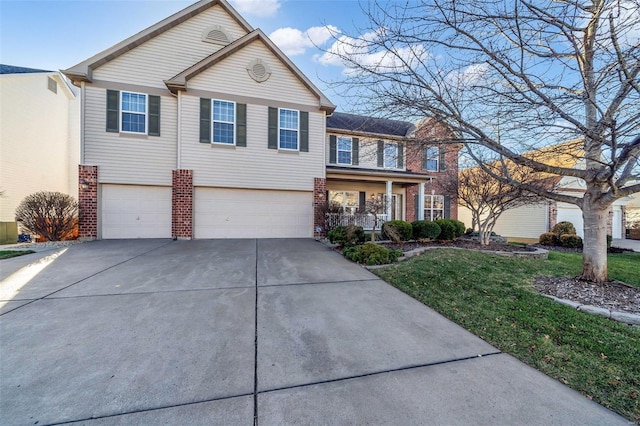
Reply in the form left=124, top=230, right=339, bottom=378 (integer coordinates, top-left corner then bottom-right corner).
left=364, top=195, right=387, bottom=242
left=322, top=0, right=640, bottom=282
left=444, top=161, right=546, bottom=245
left=15, top=191, right=78, bottom=241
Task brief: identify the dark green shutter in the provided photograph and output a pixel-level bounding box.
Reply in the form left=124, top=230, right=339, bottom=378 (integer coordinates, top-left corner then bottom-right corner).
left=148, top=95, right=160, bottom=136
left=439, top=148, right=446, bottom=171
left=300, top=111, right=309, bottom=152
left=444, top=196, right=451, bottom=219
left=377, top=140, right=384, bottom=167
left=329, top=135, right=337, bottom=163
left=359, top=192, right=366, bottom=213
left=106, top=90, right=119, bottom=132
left=236, top=103, right=247, bottom=147
left=268, top=107, right=278, bottom=149
left=397, top=143, right=404, bottom=168
left=199, top=98, right=211, bottom=143
left=414, top=194, right=419, bottom=221
left=352, top=138, right=359, bottom=165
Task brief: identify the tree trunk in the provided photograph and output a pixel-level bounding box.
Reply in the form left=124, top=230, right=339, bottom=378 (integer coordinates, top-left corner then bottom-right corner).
left=581, top=204, right=609, bottom=283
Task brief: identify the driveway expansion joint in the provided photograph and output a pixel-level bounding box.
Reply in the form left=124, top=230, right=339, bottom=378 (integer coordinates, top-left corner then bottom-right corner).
left=258, top=351, right=503, bottom=395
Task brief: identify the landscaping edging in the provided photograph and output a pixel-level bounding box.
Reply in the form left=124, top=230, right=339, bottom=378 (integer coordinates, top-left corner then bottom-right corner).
left=542, top=295, right=640, bottom=326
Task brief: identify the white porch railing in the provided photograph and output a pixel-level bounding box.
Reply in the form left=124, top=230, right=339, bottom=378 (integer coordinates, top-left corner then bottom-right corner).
left=325, top=213, right=388, bottom=231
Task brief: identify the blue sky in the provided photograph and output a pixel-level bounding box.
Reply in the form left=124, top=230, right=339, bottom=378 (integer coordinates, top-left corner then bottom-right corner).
left=0, top=0, right=366, bottom=111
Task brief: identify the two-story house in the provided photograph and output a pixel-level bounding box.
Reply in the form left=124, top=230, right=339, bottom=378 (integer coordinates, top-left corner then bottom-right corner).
left=62, top=0, right=458, bottom=240
left=324, top=113, right=459, bottom=232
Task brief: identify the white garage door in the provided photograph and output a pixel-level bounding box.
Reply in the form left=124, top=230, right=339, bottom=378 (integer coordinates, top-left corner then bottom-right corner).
left=194, top=188, right=313, bottom=238
left=492, top=203, right=548, bottom=239
left=101, top=184, right=172, bottom=239
left=556, top=203, right=584, bottom=238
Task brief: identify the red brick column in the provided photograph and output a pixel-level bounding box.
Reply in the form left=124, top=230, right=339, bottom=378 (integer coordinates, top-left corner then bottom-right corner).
left=406, top=184, right=418, bottom=222
left=172, top=170, right=193, bottom=239
left=313, top=177, right=327, bottom=237
left=78, top=165, right=98, bottom=240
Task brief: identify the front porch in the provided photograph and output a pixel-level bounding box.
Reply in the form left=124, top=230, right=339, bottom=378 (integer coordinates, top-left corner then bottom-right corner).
left=325, top=212, right=388, bottom=231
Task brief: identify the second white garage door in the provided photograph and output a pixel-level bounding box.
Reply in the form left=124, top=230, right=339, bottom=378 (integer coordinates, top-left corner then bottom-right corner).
left=194, top=188, right=313, bottom=238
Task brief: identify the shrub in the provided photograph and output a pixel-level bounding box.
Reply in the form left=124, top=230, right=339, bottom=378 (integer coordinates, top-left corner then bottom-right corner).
left=434, top=219, right=464, bottom=240
left=411, top=220, right=441, bottom=240
left=552, top=221, right=576, bottom=236
left=327, top=225, right=365, bottom=247
left=538, top=232, right=557, bottom=246
left=343, top=243, right=402, bottom=265
left=15, top=191, right=78, bottom=241
left=382, top=220, right=413, bottom=242
left=559, top=234, right=583, bottom=248
left=606, top=234, right=612, bottom=248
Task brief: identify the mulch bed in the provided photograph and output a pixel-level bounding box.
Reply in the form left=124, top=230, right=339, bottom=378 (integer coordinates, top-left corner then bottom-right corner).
left=534, top=276, right=640, bottom=315
left=381, top=239, right=536, bottom=253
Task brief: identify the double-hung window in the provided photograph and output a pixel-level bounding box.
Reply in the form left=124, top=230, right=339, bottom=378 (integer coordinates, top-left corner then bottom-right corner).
left=337, top=137, right=352, bottom=165
left=107, top=89, right=160, bottom=136
left=384, top=142, right=398, bottom=168
left=212, top=100, right=235, bottom=144
left=279, top=108, right=299, bottom=150
left=121, top=92, right=147, bottom=134
left=424, top=147, right=439, bottom=171
left=425, top=194, right=444, bottom=220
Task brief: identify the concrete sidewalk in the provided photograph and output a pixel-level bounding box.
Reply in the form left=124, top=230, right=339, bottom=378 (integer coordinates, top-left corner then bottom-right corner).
left=0, top=239, right=628, bottom=425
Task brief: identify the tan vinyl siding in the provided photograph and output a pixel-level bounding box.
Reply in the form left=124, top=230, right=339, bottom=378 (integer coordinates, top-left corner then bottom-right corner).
left=326, top=135, right=405, bottom=171
left=188, top=41, right=319, bottom=106
left=180, top=95, right=324, bottom=190
left=84, top=86, right=176, bottom=185
left=93, top=5, right=248, bottom=88
left=460, top=203, right=549, bottom=239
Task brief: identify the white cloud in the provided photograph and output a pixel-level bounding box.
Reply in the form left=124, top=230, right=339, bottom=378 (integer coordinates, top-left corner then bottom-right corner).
left=447, top=63, right=490, bottom=87
left=317, top=29, right=429, bottom=75
left=230, top=0, right=281, bottom=17
left=269, top=25, right=339, bottom=56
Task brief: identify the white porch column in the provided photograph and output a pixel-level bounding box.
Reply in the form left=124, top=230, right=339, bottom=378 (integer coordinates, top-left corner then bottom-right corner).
left=386, top=181, right=393, bottom=220
left=418, top=182, right=425, bottom=220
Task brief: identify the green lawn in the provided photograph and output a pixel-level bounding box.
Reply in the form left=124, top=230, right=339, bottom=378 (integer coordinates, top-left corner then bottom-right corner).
left=0, top=250, right=35, bottom=260
left=374, top=249, right=640, bottom=423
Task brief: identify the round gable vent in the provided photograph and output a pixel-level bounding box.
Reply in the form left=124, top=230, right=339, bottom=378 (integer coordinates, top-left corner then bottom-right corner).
left=247, top=58, right=271, bottom=83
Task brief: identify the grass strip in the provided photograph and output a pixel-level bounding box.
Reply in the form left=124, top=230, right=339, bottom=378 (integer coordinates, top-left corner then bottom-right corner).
left=374, top=249, right=640, bottom=422
left=0, top=250, right=35, bottom=260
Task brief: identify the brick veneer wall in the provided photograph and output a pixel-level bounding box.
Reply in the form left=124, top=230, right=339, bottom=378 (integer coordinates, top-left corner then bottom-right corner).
left=172, top=169, right=193, bottom=239
left=314, top=177, right=327, bottom=237
left=78, top=165, right=98, bottom=240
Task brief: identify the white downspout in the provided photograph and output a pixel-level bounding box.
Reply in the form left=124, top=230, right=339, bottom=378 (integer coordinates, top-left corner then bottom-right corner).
left=177, top=91, right=182, bottom=170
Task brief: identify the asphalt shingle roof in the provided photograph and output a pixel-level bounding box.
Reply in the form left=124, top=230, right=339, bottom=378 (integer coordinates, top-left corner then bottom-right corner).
left=327, top=112, right=414, bottom=137
left=0, top=64, right=53, bottom=75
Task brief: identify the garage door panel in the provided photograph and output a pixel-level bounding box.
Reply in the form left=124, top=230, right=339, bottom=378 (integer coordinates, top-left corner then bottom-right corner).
left=102, top=185, right=172, bottom=239
left=557, top=203, right=584, bottom=238
left=195, top=188, right=312, bottom=238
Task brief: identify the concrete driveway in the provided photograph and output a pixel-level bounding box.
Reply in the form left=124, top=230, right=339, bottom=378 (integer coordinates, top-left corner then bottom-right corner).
left=0, top=239, right=627, bottom=425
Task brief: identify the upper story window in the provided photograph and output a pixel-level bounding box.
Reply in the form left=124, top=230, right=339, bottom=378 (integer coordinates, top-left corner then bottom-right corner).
left=106, top=89, right=160, bottom=136
left=337, top=137, right=352, bottom=165
left=199, top=98, right=246, bottom=146
left=279, top=108, right=299, bottom=150
left=384, top=142, right=398, bottom=168
left=121, top=92, right=147, bottom=133
left=424, top=147, right=439, bottom=171
left=213, top=100, right=235, bottom=144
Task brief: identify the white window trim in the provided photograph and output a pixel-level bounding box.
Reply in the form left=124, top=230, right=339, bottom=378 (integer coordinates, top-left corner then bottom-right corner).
left=120, top=91, right=148, bottom=134
left=278, top=108, right=299, bottom=151
left=337, top=136, right=352, bottom=165
left=384, top=142, right=398, bottom=169
left=425, top=147, right=439, bottom=171
left=424, top=194, right=445, bottom=221
left=211, top=99, right=236, bottom=145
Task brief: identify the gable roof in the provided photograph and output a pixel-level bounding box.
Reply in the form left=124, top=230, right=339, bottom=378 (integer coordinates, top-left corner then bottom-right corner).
left=326, top=112, right=414, bottom=138
left=1, top=64, right=52, bottom=74
left=165, top=29, right=335, bottom=112
left=62, top=0, right=253, bottom=84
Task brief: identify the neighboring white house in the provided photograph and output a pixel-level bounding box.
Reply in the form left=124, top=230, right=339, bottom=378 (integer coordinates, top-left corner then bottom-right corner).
left=0, top=65, right=80, bottom=223
left=458, top=173, right=629, bottom=240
